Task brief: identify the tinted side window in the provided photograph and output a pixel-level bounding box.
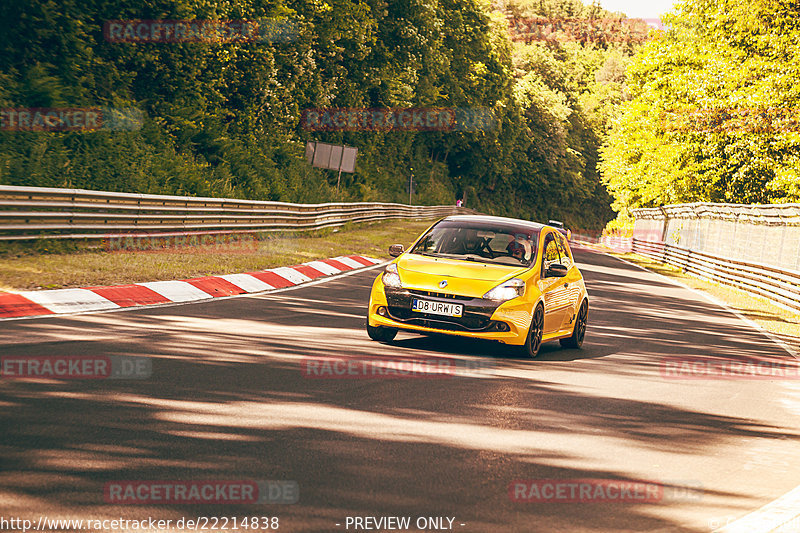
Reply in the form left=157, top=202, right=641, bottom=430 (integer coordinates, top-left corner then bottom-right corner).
left=556, top=235, right=572, bottom=269
left=542, top=234, right=561, bottom=272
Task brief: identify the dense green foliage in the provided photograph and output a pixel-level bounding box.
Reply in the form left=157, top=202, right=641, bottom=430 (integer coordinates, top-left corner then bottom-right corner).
left=600, top=0, right=800, bottom=215
left=0, top=0, right=640, bottom=229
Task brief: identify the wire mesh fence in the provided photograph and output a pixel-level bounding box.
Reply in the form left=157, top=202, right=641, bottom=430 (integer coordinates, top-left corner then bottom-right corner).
left=632, top=203, right=800, bottom=310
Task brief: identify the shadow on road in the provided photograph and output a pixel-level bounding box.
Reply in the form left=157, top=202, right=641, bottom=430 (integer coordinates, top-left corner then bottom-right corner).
left=0, top=251, right=796, bottom=532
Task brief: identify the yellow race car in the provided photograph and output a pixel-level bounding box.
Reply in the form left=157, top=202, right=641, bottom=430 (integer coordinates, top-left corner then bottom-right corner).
left=366, top=215, right=588, bottom=357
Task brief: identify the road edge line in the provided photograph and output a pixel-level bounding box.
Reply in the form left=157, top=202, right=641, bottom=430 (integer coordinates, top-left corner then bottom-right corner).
left=605, top=252, right=798, bottom=359
left=712, top=484, right=800, bottom=533
left=596, top=250, right=800, bottom=533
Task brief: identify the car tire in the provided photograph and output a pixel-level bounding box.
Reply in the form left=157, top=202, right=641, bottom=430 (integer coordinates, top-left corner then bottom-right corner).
left=367, top=323, right=398, bottom=342
left=521, top=304, right=544, bottom=358
left=560, top=300, right=588, bottom=349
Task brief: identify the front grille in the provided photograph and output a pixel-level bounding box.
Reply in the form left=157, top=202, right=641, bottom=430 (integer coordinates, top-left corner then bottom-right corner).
left=408, top=289, right=472, bottom=301
left=387, top=306, right=492, bottom=331
left=384, top=289, right=505, bottom=332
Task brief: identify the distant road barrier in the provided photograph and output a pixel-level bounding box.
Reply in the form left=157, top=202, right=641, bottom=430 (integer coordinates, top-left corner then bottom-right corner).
left=0, top=185, right=473, bottom=241
left=631, top=203, right=800, bottom=311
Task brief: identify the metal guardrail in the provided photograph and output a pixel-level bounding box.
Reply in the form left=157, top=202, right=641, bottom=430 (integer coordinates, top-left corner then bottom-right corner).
left=632, top=202, right=800, bottom=272
left=633, top=202, right=800, bottom=223
left=631, top=202, right=800, bottom=311
left=632, top=239, right=800, bottom=312
left=0, top=185, right=474, bottom=240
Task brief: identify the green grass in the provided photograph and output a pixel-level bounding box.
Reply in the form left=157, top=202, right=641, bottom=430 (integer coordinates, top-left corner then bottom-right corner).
left=614, top=252, right=800, bottom=353
left=0, top=219, right=437, bottom=291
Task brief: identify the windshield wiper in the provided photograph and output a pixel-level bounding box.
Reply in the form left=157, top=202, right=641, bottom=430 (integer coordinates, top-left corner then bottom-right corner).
left=461, top=254, right=495, bottom=264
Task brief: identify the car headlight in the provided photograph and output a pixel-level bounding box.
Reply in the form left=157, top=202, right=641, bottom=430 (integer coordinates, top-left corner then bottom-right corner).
left=382, top=263, right=403, bottom=288
left=483, top=278, right=525, bottom=301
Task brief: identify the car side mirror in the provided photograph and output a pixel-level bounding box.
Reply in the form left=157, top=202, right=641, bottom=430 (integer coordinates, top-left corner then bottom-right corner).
left=545, top=263, right=568, bottom=278
left=389, top=244, right=405, bottom=257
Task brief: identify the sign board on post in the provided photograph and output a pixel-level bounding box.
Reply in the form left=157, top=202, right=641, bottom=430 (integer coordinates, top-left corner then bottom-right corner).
left=340, top=146, right=357, bottom=173
left=306, top=141, right=357, bottom=172
left=306, top=141, right=358, bottom=192
left=329, top=145, right=343, bottom=170
left=311, top=142, right=331, bottom=169
left=304, top=141, right=315, bottom=165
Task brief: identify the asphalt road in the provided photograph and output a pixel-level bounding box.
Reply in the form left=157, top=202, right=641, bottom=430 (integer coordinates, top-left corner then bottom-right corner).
left=1, top=249, right=799, bottom=532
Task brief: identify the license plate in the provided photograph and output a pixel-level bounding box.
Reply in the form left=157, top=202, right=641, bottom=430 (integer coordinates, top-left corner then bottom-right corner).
left=411, top=299, right=463, bottom=317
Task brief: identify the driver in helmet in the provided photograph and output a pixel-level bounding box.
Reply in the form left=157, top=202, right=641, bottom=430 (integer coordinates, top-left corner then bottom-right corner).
left=507, top=233, right=532, bottom=262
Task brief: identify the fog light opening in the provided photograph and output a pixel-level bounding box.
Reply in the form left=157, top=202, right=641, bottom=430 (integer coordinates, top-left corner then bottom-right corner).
left=377, top=306, right=387, bottom=316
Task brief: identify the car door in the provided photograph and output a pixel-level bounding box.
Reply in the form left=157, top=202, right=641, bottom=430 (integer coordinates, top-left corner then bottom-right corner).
left=555, top=233, right=581, bottom=326
left=540, top=232, right=572, bottom=334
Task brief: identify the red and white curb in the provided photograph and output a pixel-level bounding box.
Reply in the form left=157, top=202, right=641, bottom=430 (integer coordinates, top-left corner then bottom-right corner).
left=0, top=255, right=383, bottom=319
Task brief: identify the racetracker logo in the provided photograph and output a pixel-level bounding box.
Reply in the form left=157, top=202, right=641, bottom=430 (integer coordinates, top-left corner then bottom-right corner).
left=661, top=356, right=800, bottom=380
left=300, top=108, right=497, bottom=132
left=0, top=356, right=151, bottom=380
left=301, top=356, right=495, bottom=379
left=659, top=107, right=800, bottom=134
left=104, top=480, right=299, bottom=504
left=509, top=479, right=703, bottom=503
left=104, top=19, right=297, bottom=43
left=0, top=108, right=143, bottom=132
left=103, top=232, right=258, bottom=253
left=506, top=17, right=663, bottom=44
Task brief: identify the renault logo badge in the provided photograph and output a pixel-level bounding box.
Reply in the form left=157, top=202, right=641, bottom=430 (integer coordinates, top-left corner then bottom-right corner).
left=439, top=280, right=448, bottom=288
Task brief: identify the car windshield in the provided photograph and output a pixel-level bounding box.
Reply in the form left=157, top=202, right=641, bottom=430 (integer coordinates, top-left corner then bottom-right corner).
left=410, top=220, right=538, bottom=267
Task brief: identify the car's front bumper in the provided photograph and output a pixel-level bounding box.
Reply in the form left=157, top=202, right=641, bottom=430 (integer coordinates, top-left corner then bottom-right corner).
left=367, top=278, right=533, bottom=345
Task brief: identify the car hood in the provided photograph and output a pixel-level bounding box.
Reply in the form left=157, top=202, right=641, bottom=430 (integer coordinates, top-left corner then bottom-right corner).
left=396, top=254, right=529, bottom=297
